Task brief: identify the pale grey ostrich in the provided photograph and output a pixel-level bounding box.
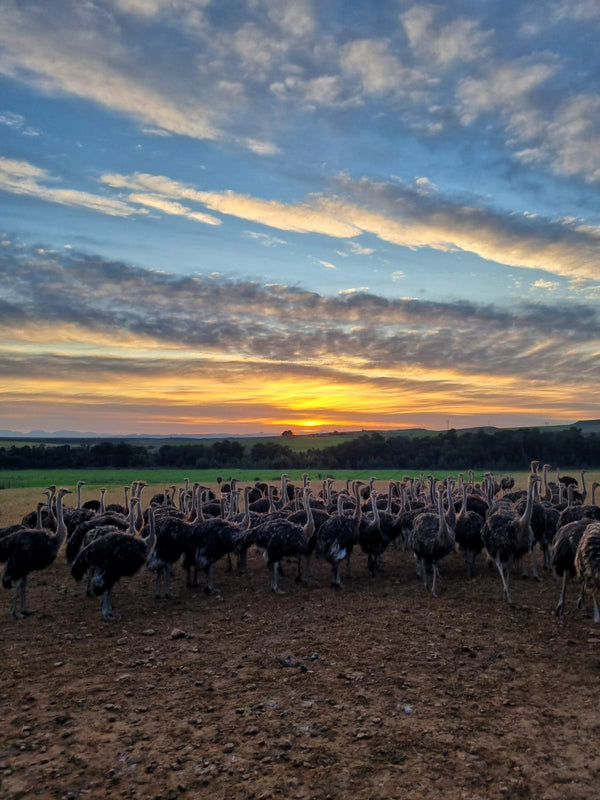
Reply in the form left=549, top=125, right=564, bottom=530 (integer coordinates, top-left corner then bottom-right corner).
left=481, top=473, right=541, bottom=604
left=0, top=488, right=71, bottom=618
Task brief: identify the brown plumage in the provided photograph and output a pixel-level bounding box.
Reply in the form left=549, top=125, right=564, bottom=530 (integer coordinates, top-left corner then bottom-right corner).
left=0, top=488, right=71, bottom=618
left=71, top=506, right=156, bottom=621
left=411, top=484, right=455, bottom=598
left=574, top=522, right=600, bottom=624
left=481, top=473, right=540, bottom=604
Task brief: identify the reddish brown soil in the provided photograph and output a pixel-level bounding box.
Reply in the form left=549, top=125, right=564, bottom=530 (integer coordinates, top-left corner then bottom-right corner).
left=1, top=545, right=600, bottom=800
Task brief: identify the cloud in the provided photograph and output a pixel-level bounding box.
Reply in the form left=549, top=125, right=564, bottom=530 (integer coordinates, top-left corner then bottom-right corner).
left=244, top=231, right=287, bottom=247
left=339, top=39, right=430, bottom=97
left=2, top=242, right=600, bottom=432
left=347, top=241, right=375, bottom=255
left=0, top=110, right=40, bottom=136
left=401, top=5, right=493, bottom=67
left=100, top=171, right=362, bottom=237
left=532, top=279, right=559, bottom=291
left=0, top=1, right=281, bottom=151
left=457, top=57, right=558, bottom=124
left=127, top=193, right=221, bottom=225
left=338, top=287, right=369, bottom=296
left=3, top=157, right=598, bottom=282
left=0, top=158, right=142, bottom=217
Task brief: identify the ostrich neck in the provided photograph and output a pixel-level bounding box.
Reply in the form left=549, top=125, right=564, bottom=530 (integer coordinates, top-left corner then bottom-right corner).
left=353, top=483, right=363, bottom=523
left=437, top=489, right=452, bottom=547
left=519, top=478, right=537, bottom=536
left=370, top=493, right=380, bottom=526
left=54, top=492, right=68, bottom=549
left=445, top=482, right=457, bottom=527
left=303, top=491, right=315, bottom=538
left=127, top=500, right=137, bottom=534
left=240, top=488, right=250, bottom=530
left=581, top=471, right=587, bottom=503
left=458, top=484, right=468, bottom=522
left=145, top=508, right=156, bottom=558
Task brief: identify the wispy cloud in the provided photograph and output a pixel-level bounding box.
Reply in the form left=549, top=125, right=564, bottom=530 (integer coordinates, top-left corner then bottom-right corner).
left=0, top=158, right=142, bottom=217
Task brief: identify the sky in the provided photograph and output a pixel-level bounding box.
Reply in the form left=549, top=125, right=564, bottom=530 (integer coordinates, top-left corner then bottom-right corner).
left=1, top=0, right=600, bottom=436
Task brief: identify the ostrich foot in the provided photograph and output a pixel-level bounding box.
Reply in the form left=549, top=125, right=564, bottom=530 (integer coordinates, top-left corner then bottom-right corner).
left=555, top=601, right=564, bottom=617
left=271, top=586, right=286, bottom=595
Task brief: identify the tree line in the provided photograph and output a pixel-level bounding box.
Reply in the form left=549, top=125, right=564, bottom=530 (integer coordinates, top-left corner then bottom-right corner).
left=0, top=427, right=598, bottom=471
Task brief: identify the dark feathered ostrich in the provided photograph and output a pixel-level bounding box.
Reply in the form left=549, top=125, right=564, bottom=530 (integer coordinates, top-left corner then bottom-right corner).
left=71, top=505, right=156, bottom=621
left=358, top=490, right=390, bottom=575
left=481, top=472, right=540, bottom=604
left=316, top=490, right=359, bottom=588
left=182, top=489, right=247, bottom=594
left=146, top=506, right=194, bottom=598
left=454, top=482, right=484, bottom=579
left=253, top=487, right=315, bottom=594
left=21, top=487, right=56, bottom=530
left=574, top=522, right=600, bottom=624
left=551, top=519, right=591, bottom=616
left=0, top=487, right=71, bottom=618
left=411, top=483, right=456, bottom=598
left=65, top=507, right=130, bottom=565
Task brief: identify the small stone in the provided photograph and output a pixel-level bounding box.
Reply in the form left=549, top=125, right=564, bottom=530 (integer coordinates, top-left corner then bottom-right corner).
left=142, top=628, right=157, bottom=636
left=223, top=742, right=235, bottom=753
left=170, top=628, right=187, bottom=640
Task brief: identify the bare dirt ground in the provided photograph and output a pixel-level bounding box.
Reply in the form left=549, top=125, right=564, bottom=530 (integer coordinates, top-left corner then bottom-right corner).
left=2, top=529, right=600, bottom=800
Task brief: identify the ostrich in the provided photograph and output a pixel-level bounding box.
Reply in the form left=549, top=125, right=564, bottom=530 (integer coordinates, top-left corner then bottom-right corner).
left=106, top=485, right=131, bottom=516
left=454, top=483, right=484, bottom=579
left=147, top=502, right=196, bottom=598
left=71, top=505, right=156, bottom=621
left=183, top=489, right=247, bottom=594
left=481, top=472, right=540, bottom=604
left=82, top=487, right=106, bottom=513
left=65, top=506, right=130, bottom=564
left=1, top=503, right=45, bottom=540
left=254, top=487, right=315, bottom=594
left=358, top=490, right=389, bottom=575
left=574, top=522, right=600, bottom=623
left=411, top=484, right=456, bottom=598
left=0, top=488, right=71, bottom=618
left=21, top=487, right=56, bottom=530
left=551, top=519, right=591, bottom=616
left=316, top=489, right=360, bottom=588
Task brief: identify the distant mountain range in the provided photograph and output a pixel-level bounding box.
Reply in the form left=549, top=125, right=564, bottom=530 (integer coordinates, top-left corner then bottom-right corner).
left=0, top=429, right=272, bottom=439
left=1, top=420, right=599, bottom=439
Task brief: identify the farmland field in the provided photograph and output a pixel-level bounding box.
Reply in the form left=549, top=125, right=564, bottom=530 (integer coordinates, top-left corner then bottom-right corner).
left=1, top=474, right=600, bottom=799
